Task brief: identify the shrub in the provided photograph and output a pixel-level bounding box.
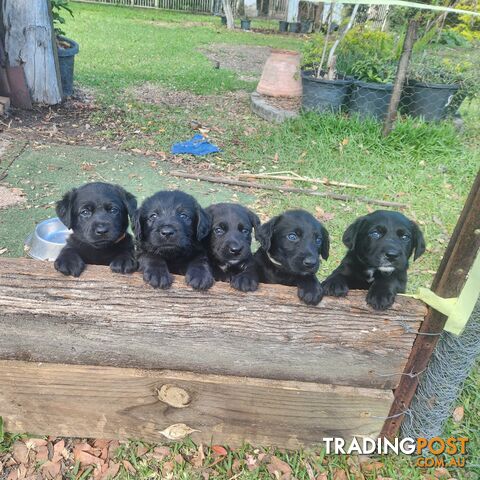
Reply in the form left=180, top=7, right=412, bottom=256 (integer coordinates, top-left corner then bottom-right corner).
left=51, top=0, right=73, bottom=37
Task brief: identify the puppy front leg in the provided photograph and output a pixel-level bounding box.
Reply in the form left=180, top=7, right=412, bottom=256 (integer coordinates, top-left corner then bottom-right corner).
left=297, top=275, right=324, bottom=305
left=366, top=276, right=404, bottom=310
left=322, top=268, right=349, bottom=297
left=138, top=254, right=173, bottom=289
left=54, top=246, right=86, bottom=277
left=230, top=259, right=259, bottom=292
left=186, top=254, right=214, bottom=291
left=110, top=251, right=138, bottom=274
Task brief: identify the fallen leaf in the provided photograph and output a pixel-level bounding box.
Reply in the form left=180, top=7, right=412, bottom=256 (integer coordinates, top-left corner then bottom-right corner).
left=361, top=461, right=384, bottom=472
left=333, top=469, right=348, bottom=480
left=41, top=460, right=61, bottom=479
left=174, top=453, right=185, bottom=465
left=162, top=460, right=174, bottom=474
left=434, top=468, right=451, bottom=479
left=267, top=455, right=292, bottom=476
left=122, top=460, right=136, bottom=474
left=452, top=405, right=464, bottom=423
left=246, top=454, right=258, bottom=471
left=136, top=446, right=149, bottom=457
left=284, top=180, right=294, bottom=187
left=191, top=443, right=205, bottom=468
left=211, top=445, right=228, bottom=456
left=159, top=423, right=199, bottom=440
left=316, top=473, right=328, bottom=480
left=12, top=441, right=29, bottom=464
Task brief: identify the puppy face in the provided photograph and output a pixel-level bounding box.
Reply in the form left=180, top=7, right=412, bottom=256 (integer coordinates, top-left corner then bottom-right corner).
left=135, top=190, right=210, bottom=256
left=56, top=182, right=137, bottom=248
left=343, top=210, right=425, bottom=272
left=206, top=203, right=260, bottom=267
left=257, top=210, right=329, bottom=275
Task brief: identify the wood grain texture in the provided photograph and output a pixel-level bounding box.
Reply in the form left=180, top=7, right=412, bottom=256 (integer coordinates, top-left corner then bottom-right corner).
left=0, top=258, right=426, bottom=389
left=0, top=360, right=393, bottom=449
left=3, top=0, right=62, bottom=104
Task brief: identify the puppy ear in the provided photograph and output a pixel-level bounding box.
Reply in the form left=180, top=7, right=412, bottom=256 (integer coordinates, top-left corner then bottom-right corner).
left=132, top=210, right=143, bottom=241
left=342, top=217, right=365, bottom=250
left=114, top=185, right=137, bottom=220
left=247, top=209, right=261, bottom=236
left=255, top=216, right=279, bottom=252
left=320, top=225, right=330, bottom=260
left=196, top=205, right=211, bottom=241
left=412, top=222, right=426, bottom=261
left=56, top=188, right=76, bottom=229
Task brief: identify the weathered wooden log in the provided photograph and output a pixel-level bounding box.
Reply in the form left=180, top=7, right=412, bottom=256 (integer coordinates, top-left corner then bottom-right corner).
left=0, top=258, right=426, bottom=389
left=0, top=360, right=393, bottom=448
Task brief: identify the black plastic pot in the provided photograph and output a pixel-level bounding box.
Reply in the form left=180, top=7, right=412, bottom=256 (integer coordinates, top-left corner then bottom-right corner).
left=241, top=19, right=251, bottom=31
left=57, top=36, right=79, bottom=98
left=349, top=80, right=393, bottom=121
left=302, top=71, right=352, bottom=113
left=279, top=20, right=289, bottom=32
left=401, top=81, right=459, bottom=121
left=301, top=20, right=313, bottom=33
left=220, top=15, right=227, bottom=26
left=288, top=22, right=301, bottom=33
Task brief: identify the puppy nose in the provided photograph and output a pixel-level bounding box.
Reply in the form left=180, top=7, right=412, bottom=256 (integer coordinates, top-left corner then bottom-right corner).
left=160, top=227, right=175, bottom=238
left=385, top=250, right=400, bottom=261
left=303, top=257, right=317, bottom=268
left=95, top=225, right=109, bottom=236
left=229, top=244, right=243, bottom=255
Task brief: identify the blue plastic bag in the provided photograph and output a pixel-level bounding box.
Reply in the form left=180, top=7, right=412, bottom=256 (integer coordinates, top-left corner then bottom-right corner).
left=171, top=134, right=220, bottom=156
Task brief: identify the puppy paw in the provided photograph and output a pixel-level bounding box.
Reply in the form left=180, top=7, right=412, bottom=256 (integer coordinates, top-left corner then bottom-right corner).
left=143, top=267, right=173, bottom=289
left=231, top=273, right=259, bottom=292
left=298, top=283, right=324, bottom=305
left=322, top=276, right=349, bottom=297
left=366, top=288, right=396, bottom=310
left=186, top=268, right=214, bottom=291
left=110, top=255, right=138, bottom=274
left=54, top=254, right=85, bottom=277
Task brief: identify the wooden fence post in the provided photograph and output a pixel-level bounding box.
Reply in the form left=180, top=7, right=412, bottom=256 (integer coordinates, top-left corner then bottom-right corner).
left=381, top=170, right=480, bottom=437
left=382, top=19, right=417, bottom=137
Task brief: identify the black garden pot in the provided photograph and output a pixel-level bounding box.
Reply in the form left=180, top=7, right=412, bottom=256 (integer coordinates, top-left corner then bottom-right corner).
left=279, top=20, right=289, bottom=32
left=300, top=20, right=313, bottom=33
left=241, top=19, right=251, bottom=31
left=288, top=22, right=301, bottom=33
left=57, top=36, right=79, bottom=98
left=349, top=80, right=393, bottom=121
left=401, top=80, right=460, bottom=121
left=302, top=71, right=353, bottom=113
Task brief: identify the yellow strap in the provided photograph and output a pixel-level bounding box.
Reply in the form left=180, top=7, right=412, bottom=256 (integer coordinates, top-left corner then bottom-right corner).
left=402, top=251, right=480, bottom=336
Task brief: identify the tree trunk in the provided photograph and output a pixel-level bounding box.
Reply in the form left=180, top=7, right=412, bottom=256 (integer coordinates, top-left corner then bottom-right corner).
left=2, top=0, right=62, bottom=104
left=222, top=0, right=235, bottom=29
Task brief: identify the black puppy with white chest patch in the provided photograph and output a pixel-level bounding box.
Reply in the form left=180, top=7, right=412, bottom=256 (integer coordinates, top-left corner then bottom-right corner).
left=254, top=210, right=330, bottom=305
left=205, top=203, right=260, bottom=292
left=135, top=190, right=214, bottom=291
left=322, top=210, right=426, bottom=310
left=54, top=182, right=137, bottom=277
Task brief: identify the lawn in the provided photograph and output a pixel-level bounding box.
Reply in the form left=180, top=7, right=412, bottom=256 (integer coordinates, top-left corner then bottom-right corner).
left=0, top=1, right=479, bottom=479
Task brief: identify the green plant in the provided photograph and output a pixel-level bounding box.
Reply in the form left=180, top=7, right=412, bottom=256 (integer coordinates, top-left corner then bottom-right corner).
left=51, top=0, right=73, bottom=36
left=450, top=1, right=480, bottom=42
left=349, top=54, right=397, bottom=83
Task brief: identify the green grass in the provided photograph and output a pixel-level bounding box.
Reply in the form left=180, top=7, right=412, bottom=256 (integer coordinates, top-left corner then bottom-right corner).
left=0, top=2, right=479, bottom=479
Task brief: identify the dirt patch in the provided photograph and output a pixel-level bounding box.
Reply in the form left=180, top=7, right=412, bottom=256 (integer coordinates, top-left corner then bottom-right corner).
left=200, top=44, right=271, bottom=81
left=141, top=19, right=213, bottom=28
left=129, top=83, right=251, bottom=115
left=258, top=94, right=301, bottom=112
left=0, top=185, right=26, bottom=208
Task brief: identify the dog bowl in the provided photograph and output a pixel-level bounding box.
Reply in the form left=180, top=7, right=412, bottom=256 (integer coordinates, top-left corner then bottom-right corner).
left=25, top=217, right=71, bottom=261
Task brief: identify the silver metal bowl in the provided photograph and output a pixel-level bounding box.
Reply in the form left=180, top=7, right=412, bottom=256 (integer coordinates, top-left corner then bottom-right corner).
left=25, top=217, right=71, bottom=261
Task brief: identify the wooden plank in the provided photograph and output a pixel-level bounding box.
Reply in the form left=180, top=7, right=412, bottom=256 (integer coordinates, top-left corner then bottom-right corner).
left=0, top=258, right=425, bottom=389
left=0, top=360, right=393, bottom=449
left=381, top=170, right=480, bottom=437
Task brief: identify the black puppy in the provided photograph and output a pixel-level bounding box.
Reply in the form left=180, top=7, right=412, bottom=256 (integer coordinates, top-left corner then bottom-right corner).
left=205, top=203, right=260, bottom=292
left=135, top=190, right=214, bottom=291
left=254, top=210, right=330, bottom=305
left=54, top=182, right=137, bottom=277
left=322, top=210, right=426, bottom=310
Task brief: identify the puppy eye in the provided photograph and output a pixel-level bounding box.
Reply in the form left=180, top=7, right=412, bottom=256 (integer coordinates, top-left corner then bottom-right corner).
left=287, top=233, right=298, bottom=241
left=241, top=228, right=250, bottom=235
left=149, top=213, right=158, bottom=220
left=179, top=213, right=190, bottom=220
left=315, top=236, right=322, bottom=245
left=400, top=233, right=411, bottom=241
left=214, top=227, right=224, bottom=235
left=369, top=230, right=382, bottom=240
left=80, top=209, right=91, bottom=217
left=109, top=206, right=119, bottom=214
